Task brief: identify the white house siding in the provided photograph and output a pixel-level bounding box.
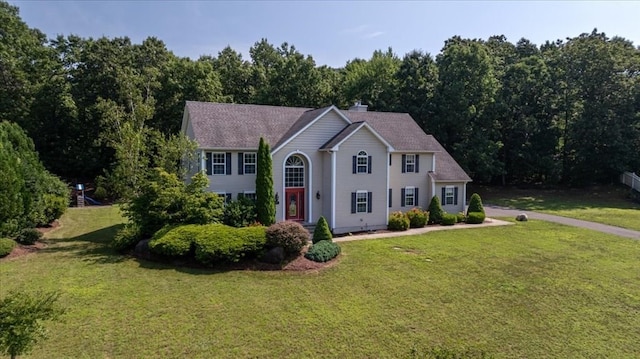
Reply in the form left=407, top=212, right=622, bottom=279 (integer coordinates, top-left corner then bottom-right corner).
left=388, top=153, right=434, bottom=213
left=205, top=152, right=257, bottom=198
left=272, top=110, right=349, bottom=223
left=333, top=127, right=388, bottom=234
left=434, top=182, right=466, bottom=214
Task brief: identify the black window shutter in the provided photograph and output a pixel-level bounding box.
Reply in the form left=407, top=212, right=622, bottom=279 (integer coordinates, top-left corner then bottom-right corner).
left=367, top=192, right=372, bottom=213
left=238, top=152, right=244, bottom=175
left=367, top=156, right=372, bottom=174
left=441, top=187, right=446, bottom=205
left=388, top=188, right=392, bottom=208
left=389, top=154, right=392, bottom=166
left=454, top=187, right=459, bottom=205
left=401, top=154, right=406, bottom=173
left=401, top=188, right=406, bottom=207
left=415, top=187, right=419, bottom=207
left=351, top=192, right=356, bottom=213
left=206, top=152, right=212, bottom=175
left=225, top=193, right=232, bottom=203
left=415, top=155, right=420, bottom=173
left=225, top=152, right=232, bottom=175
left=352, top=156, right=357, bottom=174
left=238, top=193, right=244, bottom=199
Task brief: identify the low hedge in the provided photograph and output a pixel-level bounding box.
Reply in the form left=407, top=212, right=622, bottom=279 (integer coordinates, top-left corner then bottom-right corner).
left=456, top=212, right=466, bottom=223
left=304, top=240, right=341, bottom=262
left=466, top=212, right=486, bottom=224
left=388, top=211, right=409, bottom=231
left=149, top=224, right=266, bottom=266
left=441, top=213, right=457, bottom=226
left=195, top=225, right=266, bottom=265
left=0, top=238, right=16, bottom=257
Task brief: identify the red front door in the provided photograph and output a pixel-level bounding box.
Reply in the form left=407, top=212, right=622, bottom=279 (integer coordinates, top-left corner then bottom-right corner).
left=285, top=188, right=305, bottom=221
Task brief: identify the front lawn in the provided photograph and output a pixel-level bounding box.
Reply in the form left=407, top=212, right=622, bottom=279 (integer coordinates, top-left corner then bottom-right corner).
left=474, top=184, right=640, bottom=231
left=1, top=206, right=639, bottom=358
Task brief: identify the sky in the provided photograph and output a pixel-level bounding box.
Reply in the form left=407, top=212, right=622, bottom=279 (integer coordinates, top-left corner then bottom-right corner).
left=9, top=1, right=640, bottom=68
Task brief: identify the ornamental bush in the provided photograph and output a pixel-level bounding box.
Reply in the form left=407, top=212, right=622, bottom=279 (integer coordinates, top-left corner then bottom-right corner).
left=194, top=224, right=266, bottom=265
left=305, top=240, right=341, bottom=262
left=441, top=213, right=457, bottom=226
left=312, top=216, right=332, bottom=243
left=223, top=196, right=257, bottom=228
left=466, top=212, right=486, bottom=224
left=428, top=196, right=444, bottom=224
left=148, top=226, right=193, bottom=257
left=15, top=228, right=42, bottom=245
left=0, top=238, right=16, bottom=257
left=406, top=207, right=428, bottom=228
left=467, top=193, right=485, bottom=215
left=456, top=212, right=466, bottom=223
left=265, top=221, right=310, bottom=256
left=388, top=211, right=409, bottom=231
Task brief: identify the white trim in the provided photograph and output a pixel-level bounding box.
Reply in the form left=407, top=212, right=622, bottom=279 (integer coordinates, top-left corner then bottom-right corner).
left=243, top=152, right=257, bottom=175
left=180, top=104, right=190, bottom=134
left=385, top=149, right=390, bottom=225
left=432, top=153, right=436, bottom=172
left=444, top=185, right=455, bottom=205
left=331, top=151, right=337, bottom=230
left=463, top=183, right=467, bottom=211
left=404, top=186, right=416, bottom=207
left=200, top=149, right=206, bottom=173
left=272, top=106, right=352, bottom=154
left=356, top=150, right=368, bottom=173
left=281, top=151, right=313, bottom=222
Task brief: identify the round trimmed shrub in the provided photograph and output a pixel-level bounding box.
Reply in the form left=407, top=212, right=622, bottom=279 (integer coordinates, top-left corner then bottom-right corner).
left=15, top=228, right=42, bottom=245
left=305, top=240, right=341, bottom=262
left=312, top=216, right=332, bottom=244
left=93, top=186, right=108, bottom=201
left=265, top=221, right=309, bottom=256
left=406, top=208, right=428, bottom=228
left=388, top=211, right=409, bottom=231
left=466, top=193, right=485, bottom=215
left=428, top=196, right=444, bottom=224
left=466, top=212, right=486, bottom=224
left=441, top=213, right=457, bottom=226
left=0, top=238, right=16, bottom=257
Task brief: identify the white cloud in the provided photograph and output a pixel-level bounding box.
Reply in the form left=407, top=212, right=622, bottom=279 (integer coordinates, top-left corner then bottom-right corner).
left=363, top=31, right=384, bottom=39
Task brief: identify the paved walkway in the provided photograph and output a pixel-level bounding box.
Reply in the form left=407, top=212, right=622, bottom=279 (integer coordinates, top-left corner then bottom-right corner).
left=485, top=205, right=640, bottom=240
left=333, top=206, right=640, bottom=242
left=333, top=218, right=513, bottom=242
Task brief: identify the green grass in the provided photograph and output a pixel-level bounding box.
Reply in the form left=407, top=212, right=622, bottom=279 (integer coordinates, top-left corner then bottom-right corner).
left=1, top=206, right=640, bottom=358
left=474, top=184, right=640, bottom=231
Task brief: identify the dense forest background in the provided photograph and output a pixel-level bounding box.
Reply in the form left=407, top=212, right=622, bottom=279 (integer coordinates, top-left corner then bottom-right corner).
left=2, top=1, right=639, bottom=189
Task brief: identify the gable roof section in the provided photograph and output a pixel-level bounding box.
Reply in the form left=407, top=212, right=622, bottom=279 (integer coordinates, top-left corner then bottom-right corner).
left=429, top=140, right=472, bottom=182
left=185, top=101, right=310, bottom=149
left=319, top=122, right=393, bottom=151
left=271, top=105, right=351, bottom=153
left=344, top=110, right=441, bottom=152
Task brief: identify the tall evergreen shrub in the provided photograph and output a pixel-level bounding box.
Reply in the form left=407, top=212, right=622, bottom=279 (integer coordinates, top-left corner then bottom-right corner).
left=428, top=196, right=444, bottom=224
left=256, top=137, right=275, bottom=226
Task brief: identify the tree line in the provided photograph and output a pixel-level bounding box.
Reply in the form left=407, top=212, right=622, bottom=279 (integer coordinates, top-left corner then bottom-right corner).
left=2, top=1, right=639, bottom=191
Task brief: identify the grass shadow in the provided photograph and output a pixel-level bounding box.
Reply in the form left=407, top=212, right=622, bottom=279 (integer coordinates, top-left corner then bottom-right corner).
left=42, top=224, right=127, bottom=264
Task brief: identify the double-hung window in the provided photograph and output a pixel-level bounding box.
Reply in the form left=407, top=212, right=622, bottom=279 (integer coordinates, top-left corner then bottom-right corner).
left=402, top=154, right=419, bottom=173
left=444, top=186, right=456, bottom=205
left=206, top=152, right=230, bottom=175
left=351, top=190, right=373, bottom=213
left=243, top=153, right=256, bottom=174
left=243, top=191, right=256, bottom=202
left=404, top=186, right=415, bottom=206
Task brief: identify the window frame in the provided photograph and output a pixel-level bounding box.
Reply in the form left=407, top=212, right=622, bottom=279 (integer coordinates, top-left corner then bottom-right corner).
left=212, top=152, right=226, bottom=175
left=445, top=186, right=455, bottom=205
left=404, top=186, right=415, bottom=207
left=285, top=155, right=305, bottom=188
left=356, top=190, right=368, bottom=213
left=356, top=151, right=368, bottom=174
left=404, top=154, right=416, bottom=173
left=243, top=153, right=256, bottom=174
left=216, top=192, right=232, bottom=205
left=243, top=191, right=256, bottom=202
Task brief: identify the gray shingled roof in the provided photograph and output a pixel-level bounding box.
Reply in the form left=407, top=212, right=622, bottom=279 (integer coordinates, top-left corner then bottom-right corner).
left=185, top=101, right=471, bottom=181
left=319, top=122, right=365, bottom=150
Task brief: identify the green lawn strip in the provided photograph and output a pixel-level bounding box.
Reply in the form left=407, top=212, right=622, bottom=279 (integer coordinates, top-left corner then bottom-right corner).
left=1, top=207, right=639, bottom=358
left=475, top=185, right=640, bottom=231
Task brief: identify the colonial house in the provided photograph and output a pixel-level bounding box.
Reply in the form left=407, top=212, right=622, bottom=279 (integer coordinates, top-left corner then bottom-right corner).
left=181, top=101, right=471, bottom=234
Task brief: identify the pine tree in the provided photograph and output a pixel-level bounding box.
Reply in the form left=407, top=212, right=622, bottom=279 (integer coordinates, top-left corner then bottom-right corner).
left=312, top=216, right=332, bottom=243
left=255, top=137, right=275, bottom=226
